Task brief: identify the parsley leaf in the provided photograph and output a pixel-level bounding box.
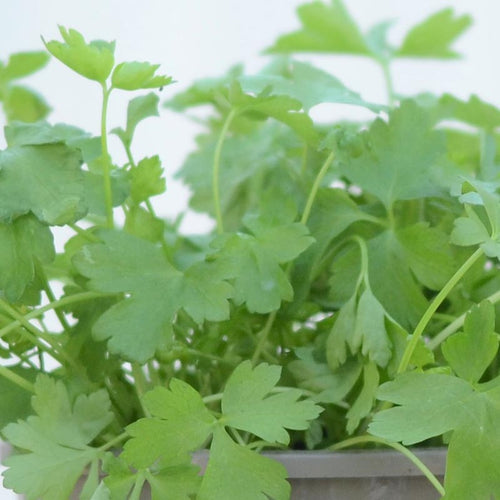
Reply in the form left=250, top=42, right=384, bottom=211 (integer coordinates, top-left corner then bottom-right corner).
left=0, top=144, right=86, bottom=225
left=123, top=380, right=216, bottom=468
left=397, top=9, right=472, bottom=59
left=73, top=230, right=233, bottom=362
left=0, top=51, right=49, bottom=81
left=341, top=100, right=446, bottom=210
left=111, top=61, right=173, bottom=91
left=210, top=214, right=313, bottom=313
left=3, top=86, right=50, bottom=123
left=129, top=156, right=165, bottom=204
left=266, top=0, right=370, bottom=56
left=0, top=215, right=54, bottom=302
left=2, top=375, right=113, bottom=500
left=198, top=427, right=290, bottom=500
left=43, top=26, right=115, bottom=83
left=442, top=301, right=499, bottom=383
left=222, top=361, right=322, bottom=444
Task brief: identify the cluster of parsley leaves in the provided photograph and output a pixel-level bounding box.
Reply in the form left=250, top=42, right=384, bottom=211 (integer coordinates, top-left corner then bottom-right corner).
left=0, top=2, right=500, bottom=499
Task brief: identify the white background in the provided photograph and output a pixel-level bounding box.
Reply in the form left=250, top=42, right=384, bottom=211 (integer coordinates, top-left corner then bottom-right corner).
left=0, top=1, right=499, bottom=498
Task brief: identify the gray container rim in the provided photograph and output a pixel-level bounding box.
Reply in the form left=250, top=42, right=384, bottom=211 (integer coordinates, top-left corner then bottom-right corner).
left=192, top=448, right=447, bottom=479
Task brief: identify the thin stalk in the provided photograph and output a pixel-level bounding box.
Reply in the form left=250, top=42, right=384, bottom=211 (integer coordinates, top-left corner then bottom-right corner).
left=301, top=151, right=335, bottom=225
left=99, top=431, right=129, bottom=451
left=129, top=474, right=145, bottom=500
left=428, top=288, right=500, bottom=351
left=213, top=108, right=238, bottom=234
left=131, top=363, right=151, bottom=417
left=300, top=143, right=308, bottom=176
left=380, top=60, right=395, bottom=107
left=397, top=247, right=483, bottom=374
left=0, top=292, right=109, bottom=340
left=0, top=365, right=35, bottom=393
left=251, top=310, right=278, bottom=366
left=330, top=435, right=445, bottom=497
left=68, top=223, right=101, bottom=243
left=100, top=83, right=114, bottom=229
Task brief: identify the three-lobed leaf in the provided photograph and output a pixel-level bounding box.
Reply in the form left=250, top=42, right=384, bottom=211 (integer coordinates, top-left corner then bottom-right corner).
left=111, top=61, right=173, bottom=91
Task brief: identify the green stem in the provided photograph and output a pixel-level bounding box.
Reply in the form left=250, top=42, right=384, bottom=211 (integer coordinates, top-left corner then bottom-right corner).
left=330, top=435, right=445, bottom=497
left=213, top=108, right=238, bottom=234
left=131, top=363, right=151, bottom=417
left=129, top=473, right=145, bottom=500
left=68, top=223, right=101, bottom=243
left=99, top=431, right=129, bottom=451
left=300, top=143, right=308, bottom=176
left=100, top=83, right=114, bottom=229
left=380, top=60, right=395, bottom=107
left=397, top=247, right=483, bottom=374
left=0, top=365, right=35, bottom=393
left=428, top=288, right=500, bottom=351
left=0, top=292, right=110, bottom=340
left=251, top=310, right=278, bottom=366
left=301, top=151, right=335, bottom=225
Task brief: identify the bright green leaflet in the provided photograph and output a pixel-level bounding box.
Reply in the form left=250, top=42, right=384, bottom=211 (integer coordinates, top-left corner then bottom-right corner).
left=221, top=361, right=322, bottom=444
left=111, top=61, right=173, bottom=91
left=73, top=230, right=233, bottom=362
left=129, top=155, right=166, bottom=204
left=0, top=51, right=49, bottom=81
left=2, top=375, right=113, bottom=500
left=0, top=215, right=54, bottom=302
left=369, top=373, right=500, bottom=499
left=43, top=26, right=115, bottom=83
left=210, top=214, right=313, bottom=313
left=198, top=427, right=290, bottom=500
left=266, top=0, right=370, bottom=55
left=122, top=380, right=216, bottom=468
left=442, top=301, right=499, bottom=383
left=3, top=85, right=50, bottom=123
left=397, top=9, right=472, bottom=59
left=0, top=143, right=86, bottom=225
left=111, top=92, right=160, bottom=149
left=341, top=100, right=446, bottom=211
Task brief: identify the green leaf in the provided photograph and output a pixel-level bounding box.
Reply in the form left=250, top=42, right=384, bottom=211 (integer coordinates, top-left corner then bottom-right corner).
left=210, top=215, right=313, bottom=313
left=3, top=85, right=50, bottom=123
left=397, top=9, right=472, bottom=59
left=0, top=143, right=86, bottom=225
left=0, top=51, right=50, bottom=81
left=346, top=361, right=379, bottom=434
left=442, top=301, right=499, bottom=383
left=288, top=348, right=362, bottom=404
left=341, top=100, right=446, bottom=209
left=369, top=372, right=474, bottom=444
left=266, top=0, right=370, bottom=56
left=198, top=427, right=290, bottom=500
left=4, top=121, right=101, bottom=163
left=111, top=62, right=173, bottom=91
left=129, top=155, right=165, bottom=203
left=147, top=465, right=201, bottom=500
left=0, top=365, right=38, bottom=428
left=73, top=230, right=233, bottom=362
left=397, top=222, right=456, bottom=290
left=240, top=60, right=382, bottom=112
left=2, top=375, right=113, bottom=500
left=0, top=215, right=54, bottom=302
left=222, top=361, right=322, bottom=445
left=369, top=374, right=500, bottom=498
left=43, top=26, right=115, bottom=83
left=122, top=380, right=216, bottom=468
left=124, top=205, right=164, bottom=242
left=111, top=92, right=160, bottom=146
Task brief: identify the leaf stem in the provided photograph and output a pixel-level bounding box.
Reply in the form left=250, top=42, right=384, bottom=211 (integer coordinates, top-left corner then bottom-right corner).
left=213, top=108, right=238, bottom=234
left=0, top=292, right=110, bottom=340
left=329, top=435, right=445, bottom=496
left=68, top=223, right=101, bottom=242
left=428, top=288, right=500, bottom=351
left=131, top=363, right=151, bottom=417
left=100, top=83, right=114, bottom=229
left=251, top=310, right=278, bottom=366
left=397, top=247, right=483, bottom=374
left=99, top=431, right=129, bottom=451
left=0, top=365, right=35, bottom=393
left=380, top=60, right=395, bottom=107
left=301, top=151, right=335, bottom=225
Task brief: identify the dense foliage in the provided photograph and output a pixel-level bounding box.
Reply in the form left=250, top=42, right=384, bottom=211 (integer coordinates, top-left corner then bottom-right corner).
left=1, top=2, right=500, bottom=499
